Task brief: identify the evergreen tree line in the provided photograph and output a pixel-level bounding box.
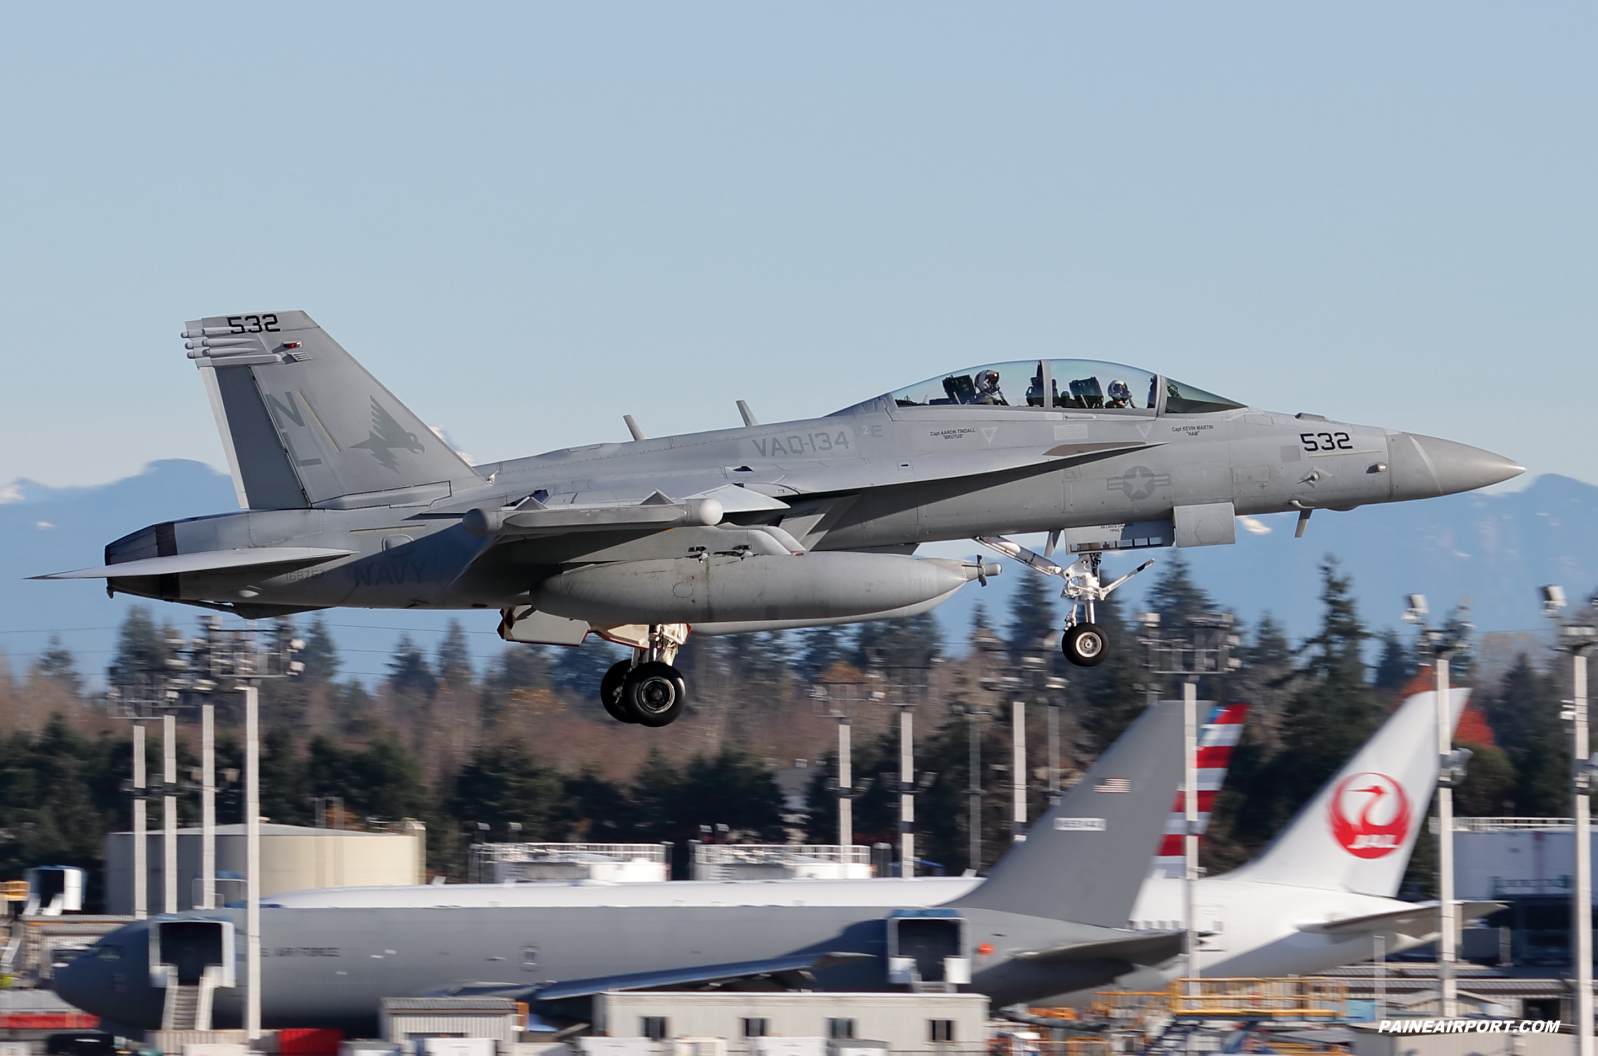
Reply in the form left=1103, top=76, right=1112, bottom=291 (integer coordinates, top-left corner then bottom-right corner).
left=0, top=552, right=1585, bottom=905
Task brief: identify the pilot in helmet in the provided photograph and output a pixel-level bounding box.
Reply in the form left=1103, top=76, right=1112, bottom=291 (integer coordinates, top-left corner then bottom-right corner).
left=1106, top=379, right=1133, bottom=408
left=975, top=370, right=1006, bottom=405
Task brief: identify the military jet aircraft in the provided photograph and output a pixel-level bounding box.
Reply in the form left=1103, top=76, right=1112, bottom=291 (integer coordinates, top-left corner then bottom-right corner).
left=38, top=312, right=1522, bottom=725
left=57, top=701, right=1186, bottom=1036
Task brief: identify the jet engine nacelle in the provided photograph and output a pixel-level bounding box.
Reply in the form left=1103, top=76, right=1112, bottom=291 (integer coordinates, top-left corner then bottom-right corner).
left=534, top=552, right=983, bottom=625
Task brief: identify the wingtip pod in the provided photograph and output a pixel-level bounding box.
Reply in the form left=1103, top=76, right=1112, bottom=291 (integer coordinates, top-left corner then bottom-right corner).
left=951, top=700, right=1184, bottom=928
left=1223, top=687, right=1469, bottom=897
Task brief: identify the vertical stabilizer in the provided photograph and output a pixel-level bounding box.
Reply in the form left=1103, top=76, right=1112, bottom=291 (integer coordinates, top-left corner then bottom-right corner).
left=1224, top=688, right=1469, bottom=897
left=183, top=311, right=482, bottom=509
left=1149, top=703, right=1249, bottom=879
left=951, top=701, right=1183, bottom=927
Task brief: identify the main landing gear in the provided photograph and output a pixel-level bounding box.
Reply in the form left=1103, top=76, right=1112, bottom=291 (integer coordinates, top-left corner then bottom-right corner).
left=599, top=624, right=688, bottom=727
left=976, top=536, right=1154, bottom=669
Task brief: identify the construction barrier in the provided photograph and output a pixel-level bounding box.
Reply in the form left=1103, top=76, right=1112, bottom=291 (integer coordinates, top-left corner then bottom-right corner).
left=0, top=1014, right=100, bottom=1029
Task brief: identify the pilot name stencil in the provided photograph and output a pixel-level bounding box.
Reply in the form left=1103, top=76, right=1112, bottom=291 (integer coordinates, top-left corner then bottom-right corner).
left=929, top=428, right=977, bottom=441
left=750, top=431, right=851, bottom=457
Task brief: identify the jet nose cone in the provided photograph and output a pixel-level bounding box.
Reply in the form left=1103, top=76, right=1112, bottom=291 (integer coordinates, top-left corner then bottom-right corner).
left=53, top=948, right=95, bottom=1010
left=1389, top=433, right=1525, bottom=498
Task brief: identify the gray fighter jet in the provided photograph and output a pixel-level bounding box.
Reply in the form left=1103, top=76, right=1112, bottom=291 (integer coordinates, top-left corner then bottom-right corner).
left=38, top=312, right=1521, bottom=725
left=57, top=701, right=1185, bottom=1036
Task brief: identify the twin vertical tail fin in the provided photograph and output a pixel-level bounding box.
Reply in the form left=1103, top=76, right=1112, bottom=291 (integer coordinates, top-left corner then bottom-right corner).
left=951, top=700, right=1184, bottom=928
left=184, top=311, right=483, bottom=510
left=1225, top=687, right=1469, bottom=897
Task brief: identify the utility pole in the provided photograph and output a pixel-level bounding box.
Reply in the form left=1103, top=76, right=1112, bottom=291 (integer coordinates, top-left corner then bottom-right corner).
left=1404, top=594, right=1472, bottom=1021
left=1543, top=585, right=1596, bottom=1056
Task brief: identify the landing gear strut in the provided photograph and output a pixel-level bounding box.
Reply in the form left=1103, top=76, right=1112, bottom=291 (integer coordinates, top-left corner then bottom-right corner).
left=598, top=623, right=688, bottom=726
left=976, top=536, right=1154, bottom=669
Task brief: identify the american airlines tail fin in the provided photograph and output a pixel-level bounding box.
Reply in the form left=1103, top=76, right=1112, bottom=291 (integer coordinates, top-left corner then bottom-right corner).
left=183, top=311, right=483, bottom=510
left=1149, top=703, right=1249, bottom=879
left=951, top=700, right=1183, bottom=928
left=1224, top=687, right=1469, bottom=897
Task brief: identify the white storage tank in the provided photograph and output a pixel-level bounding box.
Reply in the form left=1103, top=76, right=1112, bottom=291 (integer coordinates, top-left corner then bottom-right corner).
left=104, top=822, right=426, bottom=915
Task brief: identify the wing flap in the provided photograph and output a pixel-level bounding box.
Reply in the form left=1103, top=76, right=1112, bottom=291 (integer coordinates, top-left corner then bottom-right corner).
left=532, top=952, right=872, bottom=1002
left=33, top=547, right=353, bottom=580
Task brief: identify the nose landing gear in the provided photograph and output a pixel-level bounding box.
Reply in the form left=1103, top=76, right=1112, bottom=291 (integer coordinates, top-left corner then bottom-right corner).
left=975, top=536, right=1154, bottom=668
left=597, top=623, right=689, bottom=726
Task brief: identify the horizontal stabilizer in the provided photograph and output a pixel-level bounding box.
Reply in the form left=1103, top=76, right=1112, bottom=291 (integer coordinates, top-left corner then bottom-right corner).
left=33, top=547, right=352, bottom=580
left=532, top=951, right=873, bottom=1002
left=1015, top=931, right=1184, bottom=967
left=1299, top=900, right=1502, bottom=937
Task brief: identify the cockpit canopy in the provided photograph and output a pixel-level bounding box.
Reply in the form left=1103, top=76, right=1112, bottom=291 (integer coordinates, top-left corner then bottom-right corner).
left=888, top=359, right=1243, bottom=415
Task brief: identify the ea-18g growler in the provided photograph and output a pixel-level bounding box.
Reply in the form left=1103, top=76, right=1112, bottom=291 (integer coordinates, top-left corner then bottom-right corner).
left=39, top=312, right=1521, bottom=726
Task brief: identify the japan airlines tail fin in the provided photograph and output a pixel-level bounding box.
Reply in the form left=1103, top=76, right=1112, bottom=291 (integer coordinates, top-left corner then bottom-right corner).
left=1149, top=703, right=1249, bottom=879
left=951, top=700, right=1183, bottom=927
left=182, top=311, right=482, bottom=510
left=1223, top=686, right=1469, bottom=897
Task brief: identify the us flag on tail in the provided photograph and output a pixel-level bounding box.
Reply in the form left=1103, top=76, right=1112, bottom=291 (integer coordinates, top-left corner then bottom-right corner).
left=1148, top=703, right=1249, bottom=878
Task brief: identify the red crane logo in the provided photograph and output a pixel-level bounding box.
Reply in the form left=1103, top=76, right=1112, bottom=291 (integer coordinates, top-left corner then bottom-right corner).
left=1328, top=772, right=1411, bottom=859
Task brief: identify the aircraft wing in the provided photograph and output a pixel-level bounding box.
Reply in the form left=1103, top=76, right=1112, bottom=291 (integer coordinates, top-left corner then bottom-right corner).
left=1012, top=931, right=1184, bottom=967
left=32, top=547, right=353, bottom=579
left=462, top=485, right=790, bottom=539
left=1297, top=901, right=1503, bottom=937
left=530, top=951, right=874, bottom=1001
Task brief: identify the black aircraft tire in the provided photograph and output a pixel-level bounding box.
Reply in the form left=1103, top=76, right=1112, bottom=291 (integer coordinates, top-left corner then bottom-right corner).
left=1063, top=623, right=1109, bottom=667
left=600, top=661, right=637, bottom=723
left=622, top=662, right=687, bottom=727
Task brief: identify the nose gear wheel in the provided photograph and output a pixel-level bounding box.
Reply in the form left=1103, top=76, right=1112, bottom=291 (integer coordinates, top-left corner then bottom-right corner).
left=975, top=535, right=1154, bottom=669
left=1062, top=623, right=1108, bottom=667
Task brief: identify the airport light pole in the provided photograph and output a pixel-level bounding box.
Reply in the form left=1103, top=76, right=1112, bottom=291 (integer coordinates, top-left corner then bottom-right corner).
left=201, top=702, right=215, bottom=910
left=1138, top=611, right=1239, bottom=987
left=808, top=683, right=879, bottom=859
left=1542, top=584, right=1597, bottom=1055
left=163, top=711, right=177, bottom=915
left=1404, top=594, right=1473, bottom=1021
left=132, top=722, right=147, bottom=920
left=865, top=650, right=940, bottom=878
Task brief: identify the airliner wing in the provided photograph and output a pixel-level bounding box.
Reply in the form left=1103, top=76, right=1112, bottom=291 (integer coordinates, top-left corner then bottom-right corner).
left=1298, top=900, right=1502, bottom=937
left=1014, top=931, right=1184, bottom=967
left=531, top=951, right=874, bottom=1001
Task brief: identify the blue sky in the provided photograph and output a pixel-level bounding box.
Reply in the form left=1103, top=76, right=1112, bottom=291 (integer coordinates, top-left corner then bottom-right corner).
left=1, top=3, right=1592, bottom=493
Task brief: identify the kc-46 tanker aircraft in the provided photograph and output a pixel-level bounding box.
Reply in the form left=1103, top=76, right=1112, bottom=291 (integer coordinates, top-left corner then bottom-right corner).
left=60, top=701, right=1187, bottom=1035
left=39, top=312, right=1522, bottom=725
